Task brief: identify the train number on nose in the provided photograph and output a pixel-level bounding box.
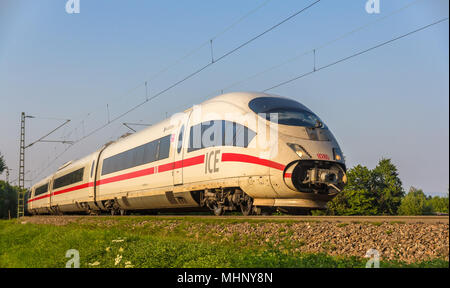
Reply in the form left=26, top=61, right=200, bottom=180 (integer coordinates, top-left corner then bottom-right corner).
left=317, top=153, right=330, bottom=160
left=205, top=150, right=220, bottom=174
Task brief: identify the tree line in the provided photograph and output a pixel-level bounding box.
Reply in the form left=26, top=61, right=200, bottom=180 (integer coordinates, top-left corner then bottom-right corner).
left=1, top=152, right=19, bottom=219
left=322, top=158, right=449, bottom=216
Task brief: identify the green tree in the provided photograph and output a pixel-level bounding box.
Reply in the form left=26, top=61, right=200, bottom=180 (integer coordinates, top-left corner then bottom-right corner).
left=372, top=158, right=404, bottom=215
left=428, top=193, right=449, bottom=214
left=0, top=180, right=18, bottom=219
left=327, top=165, right=378, bottom=215
left=0, top=152, right=6, bottom=174
left=398, top=187, right=432, bottom=215
left=326, top=158, right=405, bottom=215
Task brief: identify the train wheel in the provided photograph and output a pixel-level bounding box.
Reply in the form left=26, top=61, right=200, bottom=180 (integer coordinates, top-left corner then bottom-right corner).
left=240, top=198, right=253, bottom=216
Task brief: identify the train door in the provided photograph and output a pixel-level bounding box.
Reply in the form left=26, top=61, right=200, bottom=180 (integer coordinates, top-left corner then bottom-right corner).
left=173, top=111, right=192, bottom=186
left=88, top=154, right=97, bottom=199
left=48, top=179, right=53, bottom=211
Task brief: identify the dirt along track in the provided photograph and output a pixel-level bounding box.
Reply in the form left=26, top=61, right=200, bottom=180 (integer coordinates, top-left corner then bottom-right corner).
left=138, top=215, right=449, bottom=224
left=19, top=215, right=449, bottom=263
left=200, top=215, right=449, bottom=224
left=21, top=215, right=449, bottom=224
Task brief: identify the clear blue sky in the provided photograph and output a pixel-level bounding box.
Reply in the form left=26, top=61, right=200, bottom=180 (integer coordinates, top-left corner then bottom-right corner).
left=0, top=0, right=448, bottom=196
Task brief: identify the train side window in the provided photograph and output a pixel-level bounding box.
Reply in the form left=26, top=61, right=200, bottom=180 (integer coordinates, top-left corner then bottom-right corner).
left=134, top=145, right=146, bottom=167
left=188, top=120, right=256, bottom=152
left=158, top=135, right=171, bottom=160
left=102, top=135, right=172, bottom=176
left=124, top=150, right=134, bottom=171
left=201, top=120, right=222, bottom=148
left=53, top=168, right=84, bottom=190
left=188, top=124, right=201, bottom=152
left=235, top=123, right=256, bottom=148
left=34, top=183, right=49, bottom=196
left=177, top=126, right=184, bottom=154
left=143, top=141, right=158, bottom=163
left=223, top=121, right=236, bottom=146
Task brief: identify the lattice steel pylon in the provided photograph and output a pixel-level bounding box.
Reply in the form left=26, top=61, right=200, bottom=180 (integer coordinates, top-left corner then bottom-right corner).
left=17, top=112, right=26, bottom=218
left=16, top=113, right=72, bottom=218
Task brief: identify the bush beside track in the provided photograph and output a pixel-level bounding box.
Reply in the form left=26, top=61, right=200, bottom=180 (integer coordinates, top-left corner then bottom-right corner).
left=0, top=216, right=448, bottom=268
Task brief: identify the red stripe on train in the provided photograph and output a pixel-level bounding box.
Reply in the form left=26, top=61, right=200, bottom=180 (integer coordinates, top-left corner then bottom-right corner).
left=28, top=153, right=285, bottom=203
left=28, top=155, right=206, bottom=203
left=221, top=153, right=285, bottom=171
left=96, top=167, right=155, bottom=186
left=53, top=183, right=90, bottom=196
left=158, top=155, right=205, bottom=172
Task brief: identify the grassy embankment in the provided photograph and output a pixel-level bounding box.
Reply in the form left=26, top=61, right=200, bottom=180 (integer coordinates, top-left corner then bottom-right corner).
left=0, top=216, right=447, bottom=268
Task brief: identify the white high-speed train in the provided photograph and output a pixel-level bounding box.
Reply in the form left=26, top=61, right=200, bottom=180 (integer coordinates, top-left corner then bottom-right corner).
left=28, top=92, right=347, bottom=216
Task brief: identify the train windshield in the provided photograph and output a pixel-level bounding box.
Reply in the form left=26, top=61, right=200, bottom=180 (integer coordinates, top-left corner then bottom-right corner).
left=249, top=97, right=326, bottom=128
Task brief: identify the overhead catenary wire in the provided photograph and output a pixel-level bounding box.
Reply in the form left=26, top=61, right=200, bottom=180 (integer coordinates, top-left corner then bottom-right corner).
left=29, top=0, right=275, bottom=178
left=25, top=119, right=71, bottom=149
left=167, top=0, right=433, bottom=114
left=74, top=0, right=320, bottom=140
left=143, top=0, right=273, bottom=83
left=202, top=0, right=428, bottom=97
left=59, top=0, right=273, bottom=143
left=263, top=17, right=449, bottom=92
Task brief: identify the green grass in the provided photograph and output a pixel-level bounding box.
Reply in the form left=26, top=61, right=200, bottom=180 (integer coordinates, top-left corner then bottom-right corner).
left=0, top=217, right=447, bottom=268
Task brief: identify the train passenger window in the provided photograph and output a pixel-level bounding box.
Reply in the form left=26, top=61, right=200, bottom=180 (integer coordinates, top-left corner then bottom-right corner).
left=133, top=145, right=146, bottom=167
left=234, top=123, right=257, bottom=148
left=249, top=97, right=327, bottom=128
left=158, top=135, right=171, bottom=160
left=123, top=150, right=134, bottom=171
left=223, top=121, right=236, bottom=146
left=34, top=183, right=49, bottom=196
left=187, top=120, right=256, bottom=152
left=177, top=126, right=184, bottom=154
left=101, top=135, right=171, bottom=176
left=200, top=120, right=222, bottom=148
left=143, top=141, right=158, bottom=163
left=53, top=168, right=84, bottom=190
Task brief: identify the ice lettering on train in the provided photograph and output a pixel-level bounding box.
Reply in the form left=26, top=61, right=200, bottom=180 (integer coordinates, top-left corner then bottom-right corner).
left=205, top=150, right=220, bottom=174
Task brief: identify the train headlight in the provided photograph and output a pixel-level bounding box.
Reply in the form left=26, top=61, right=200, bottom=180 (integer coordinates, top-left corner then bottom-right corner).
left=333, top=148, right=343, bottom=161
left=287, top=143, right=310, bottom=159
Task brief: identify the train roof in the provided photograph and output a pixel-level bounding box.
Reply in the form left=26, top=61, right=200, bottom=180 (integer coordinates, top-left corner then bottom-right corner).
left=204, top=92, right=283, bottom=107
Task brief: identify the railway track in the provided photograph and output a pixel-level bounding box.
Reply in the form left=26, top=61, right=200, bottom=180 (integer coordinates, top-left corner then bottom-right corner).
left=21, top=215, right=449, bottom=224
